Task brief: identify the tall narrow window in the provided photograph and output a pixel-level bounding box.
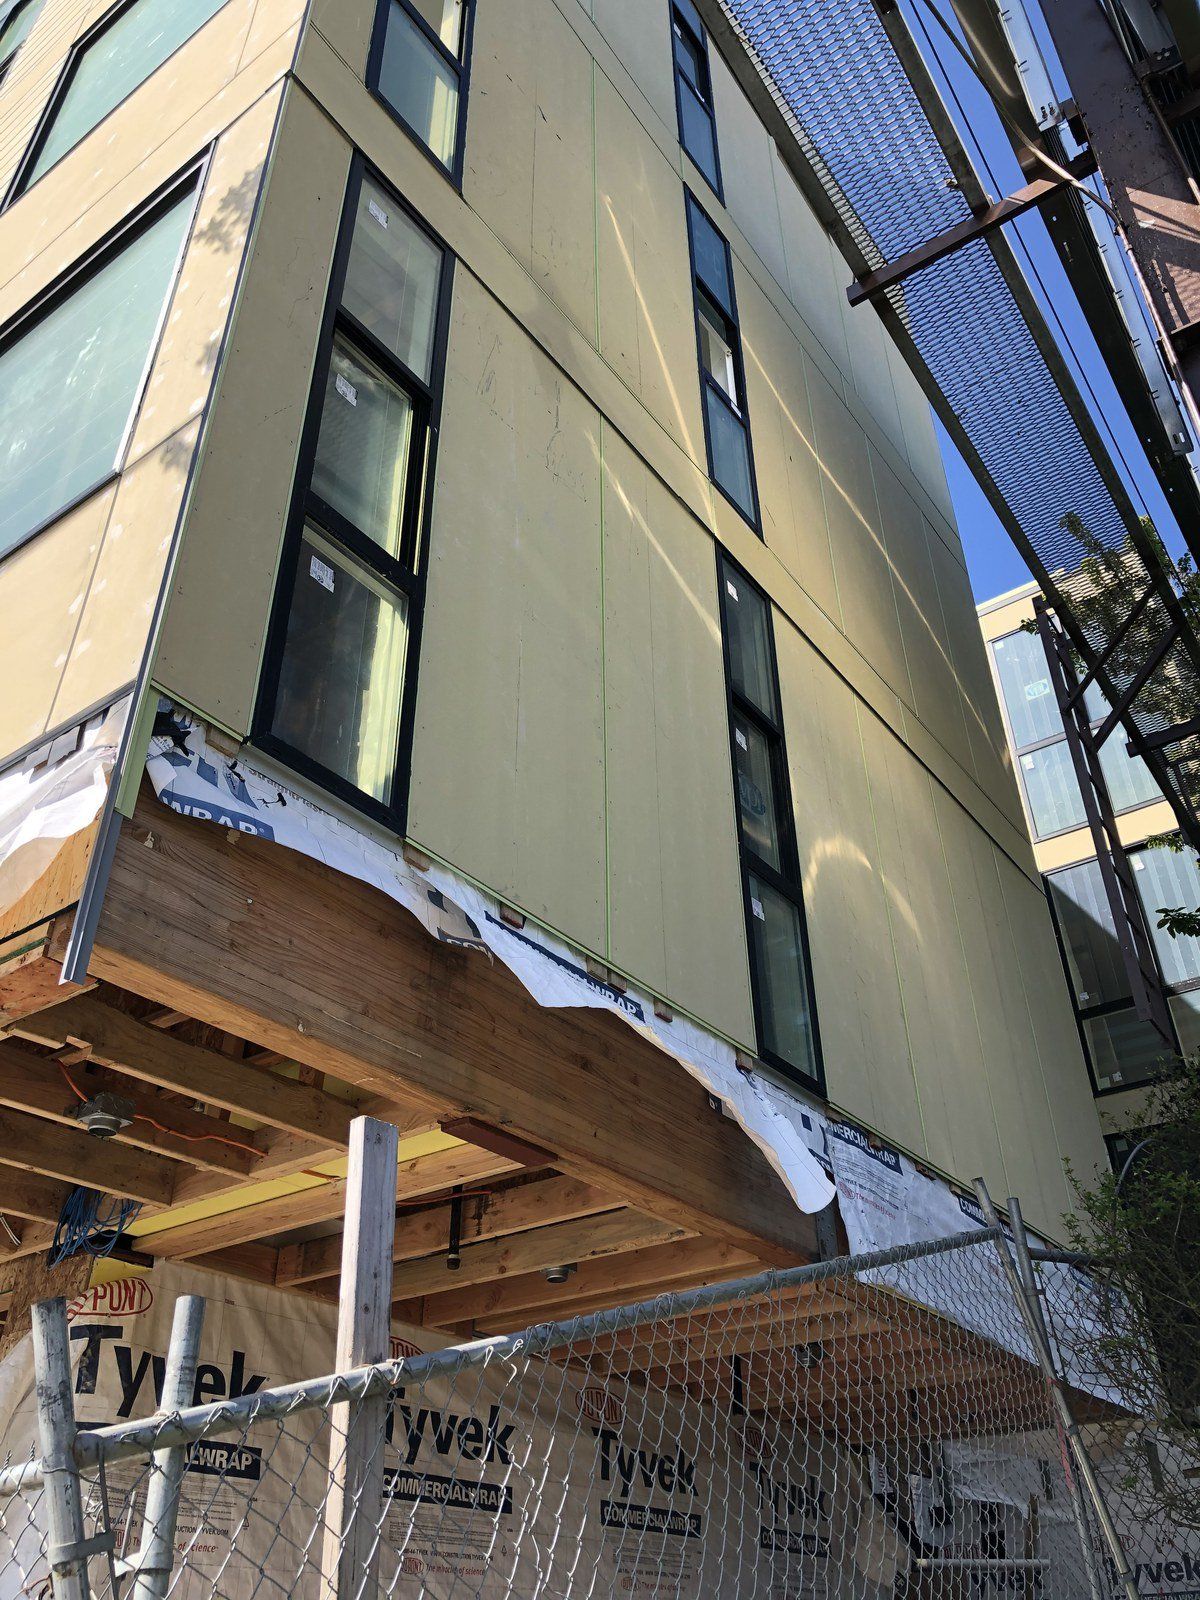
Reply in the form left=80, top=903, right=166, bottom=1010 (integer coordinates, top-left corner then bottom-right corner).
left=0, top=179, right=195, bottom=559
left=255, top=168, right=450, bottom=825
left=368, top=0, right=473, bottom=180
left=10, top=0, right=229, bottom=198
left=686, top=193, right=758, bottom=527
left=671, top=0, right=721, bottom=196
left=0, top=0, right=44, bottom=84
left=719, top=556, right=823, bottom=1090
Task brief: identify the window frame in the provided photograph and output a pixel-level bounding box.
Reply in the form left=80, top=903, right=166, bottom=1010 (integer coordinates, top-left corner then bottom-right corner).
left=670, top=0, right=723, bottom=201
left=686, top=191, right=760, bottom=532
left=1044, top=851, right=1185, bottom=1098
left=0, top=0, right=41, bottom=84
left=0, top=157, right=203, bottom=566
left=4, top=0, right=231, bottom=207
left=717, top=552, right=824, bottom=1094
left=252, top=157, right=455, bottom=834
left=366, top=0, right=476, bottom=189
left=988, top=625, right=1160, bottom=841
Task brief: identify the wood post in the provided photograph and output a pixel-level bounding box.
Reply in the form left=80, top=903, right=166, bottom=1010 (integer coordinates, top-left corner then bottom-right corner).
left=320, top=1116, right=399, bottom=1600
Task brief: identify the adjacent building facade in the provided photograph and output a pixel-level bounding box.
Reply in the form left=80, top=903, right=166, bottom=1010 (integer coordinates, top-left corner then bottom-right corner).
left=979, top=579, right=1200, bottom=1159
left=0, top=0, right=1109, bottom=1332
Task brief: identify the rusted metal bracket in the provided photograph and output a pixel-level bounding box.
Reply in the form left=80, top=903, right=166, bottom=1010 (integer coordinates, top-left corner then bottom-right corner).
left=846, top=152, right=1097, bottom=307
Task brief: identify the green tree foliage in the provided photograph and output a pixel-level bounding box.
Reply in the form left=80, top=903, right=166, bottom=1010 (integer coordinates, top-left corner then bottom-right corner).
left=1065, top=1058, right=1200, bottom=1530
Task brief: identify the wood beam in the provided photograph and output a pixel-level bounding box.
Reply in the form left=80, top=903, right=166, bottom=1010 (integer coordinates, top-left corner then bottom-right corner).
left=0, top=916, right=94, bottom=1024
left=89, top=799, right=814, bottom=1266
left=410, top=1237, right=760, bottom=1331
left=278, top=1174, right=617, bottom=1288
left=0, top=1171, right=72, bottom=1224
left=388, top=1210, right=687, bottom=1302
left=19, top=995, right=361, bottom=1145
left=138, top=1144, right=523, bottom=1261
left=0, top=1040, right=257, bottom=1176
left=0, top=1106, right=178, bottom=1205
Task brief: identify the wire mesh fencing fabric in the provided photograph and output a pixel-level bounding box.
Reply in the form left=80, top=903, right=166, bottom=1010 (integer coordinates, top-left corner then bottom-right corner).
left=0, top=1231, right=1131, bottom=1600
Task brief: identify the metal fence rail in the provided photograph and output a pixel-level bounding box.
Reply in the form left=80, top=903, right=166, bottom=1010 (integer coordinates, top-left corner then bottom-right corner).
left=0, top=1224, right=1163, bottom=1600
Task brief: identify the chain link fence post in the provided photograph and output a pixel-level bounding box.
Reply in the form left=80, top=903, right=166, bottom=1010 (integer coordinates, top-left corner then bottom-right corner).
left=31, top=1296, right=97, bottom=1600
left=1007, top=1196, right=1108, bottom=1600
left=975, top=1179, right=1139, bottom=1600
left=121, top=1292, right=206, bottom=1600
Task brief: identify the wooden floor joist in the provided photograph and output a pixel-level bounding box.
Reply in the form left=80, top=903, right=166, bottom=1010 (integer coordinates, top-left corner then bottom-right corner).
left=0, top=1105, right=179, bottom=1205
left=86, top=797, right=816, bottom=1267
left=278, top=1174, right=619, bottom=1288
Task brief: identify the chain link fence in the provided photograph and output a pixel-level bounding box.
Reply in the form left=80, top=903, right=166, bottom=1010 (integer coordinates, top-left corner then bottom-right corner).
left=0, top=1222, right=1178, bottom=1600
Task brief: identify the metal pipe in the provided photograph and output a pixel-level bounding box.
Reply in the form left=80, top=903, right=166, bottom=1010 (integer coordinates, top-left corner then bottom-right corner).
left=124, top=1294, right=206, bottom=1600
left=1008, top=1197, right=1106, bottom=1600
left=975, top=1183, right=1139, bottom=1600
left=31, top=1298, right=93, bottom=1600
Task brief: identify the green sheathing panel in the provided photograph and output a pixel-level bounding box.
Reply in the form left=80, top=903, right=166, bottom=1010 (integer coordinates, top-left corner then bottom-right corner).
left=407, top=271, right=608, bottom=955
left=153, top=87, right=350, bottom=734
left=601, top=426, right=755, bottom=1047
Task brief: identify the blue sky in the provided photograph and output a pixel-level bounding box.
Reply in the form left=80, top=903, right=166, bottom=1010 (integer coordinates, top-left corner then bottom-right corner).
left=896, top=0, right=1192, bottom=604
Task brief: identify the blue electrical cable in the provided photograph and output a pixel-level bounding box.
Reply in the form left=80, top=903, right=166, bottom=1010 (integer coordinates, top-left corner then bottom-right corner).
left=48, top=1186, right=142, bottom=1267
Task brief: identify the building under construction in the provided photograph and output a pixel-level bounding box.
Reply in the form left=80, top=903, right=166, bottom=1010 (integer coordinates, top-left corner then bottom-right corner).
left=0, top=0, right=1195, bottom=1593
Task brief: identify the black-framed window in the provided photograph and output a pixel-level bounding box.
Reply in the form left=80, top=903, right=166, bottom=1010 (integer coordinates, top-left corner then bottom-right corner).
left=254, top=164, right=452, bottom=829
left=718, top=556, right=823, bottom=1091
left=687, top=193, right=758, bottom=528
left=0, top=0, right=43, bottom=84
left=368, top=0, right=474, bottom=183
left=8, top=0, right=229, bottom=201
left=1105, top=1127, right=1160, bottom=1176
left=0, top=171, right=198, bottom=562
left=671, top=0, right=721, bottom=197
left=1045, top=840, right=1200, bottom=1094
left=990, top=627, right=1160, bottom=840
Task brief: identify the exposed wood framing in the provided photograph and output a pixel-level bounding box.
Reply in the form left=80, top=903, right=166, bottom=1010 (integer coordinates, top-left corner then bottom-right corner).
left=87, top=798, right=815, bottom=1266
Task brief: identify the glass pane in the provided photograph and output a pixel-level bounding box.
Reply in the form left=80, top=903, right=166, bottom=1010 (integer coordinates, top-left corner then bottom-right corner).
left=747, top=875, right=817, bottom=1080
left=698, top=300, right=737, bottom=405
left=1084, top=1007, right=1175, bottom=1092
left=1018, top=739, right=1085, bottom=837
left=673, top=26, right=706, bottom=95
left=734, top=713, right=783, bottom=870
left=343, top=176, right=443, bottom=382
left=687, top=196, right=733, bottom=317
left=1132, top=843, right=1200, bottom=986
left=0, top=0, right=42, bottom=69
left=706, top=387, right=755, bottom=520
left=722, top=565, right=776, bottom=719
left=272, top=528, right=408, bottom=803
left=1171, top=990, right=1200, bottom=1058
left=0, top=191, right=192, bottom=557
left=679, top=81, right=719, bottom=190
left=1048, top=859, right=1129, bottom=1009
left=311, top=336, right=414, bottom=558
left=1100, top=736, right=1160, bottom=814
left=26, top=0, right=227, bottom=186
left=990, top=629, right=1061, bottom=749
left=409, top=0, right=463, bottom=53
left=378, top=0, right=461, bottom=171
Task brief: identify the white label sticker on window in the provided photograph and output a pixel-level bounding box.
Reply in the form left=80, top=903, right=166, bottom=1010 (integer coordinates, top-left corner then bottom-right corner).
left=1021, top=754, right=1035, bottom=769
left=1134, top=857, right=1145, bottom=870
left=750, top=897, right=765, bottom=921
left=309, top=555, right=335, bottom=592
left=726, top=579, right=739, bottom=601
left=735, top=729, right=748, bottom=750
left=1024, top=678, right=1051, bottom=700
left=335, top=373, right=358, bottom=406
left=368, top=198, right=389, bottom=229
